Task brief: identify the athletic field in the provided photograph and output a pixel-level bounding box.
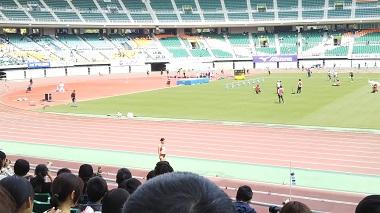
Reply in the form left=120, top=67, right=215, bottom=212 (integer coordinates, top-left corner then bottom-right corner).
left=42, top=73, right=380, bottom=129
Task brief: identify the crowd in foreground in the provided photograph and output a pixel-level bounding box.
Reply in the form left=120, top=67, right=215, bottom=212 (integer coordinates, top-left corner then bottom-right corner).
left=0, top=150, right=379, bottom=213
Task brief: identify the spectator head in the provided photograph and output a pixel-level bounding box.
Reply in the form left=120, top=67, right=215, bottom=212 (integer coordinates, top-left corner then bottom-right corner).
left=154, top=161, right=173, bottom=176
left=0, top=175, right=34, bottom=213
left=356, top=195, right=380, bottom=213
left=78, top=164, right=94, bottom=181
left=14, top=159, right=30, bottom=177
left=146, top=170, right=155, bottom=180
left=119, top=178, right=141, bottom=195
left=236, top=185, right=253, bottom=203
left=0, top=151, right=6, bottom=169
left=102, top=188, right=130, bottom=213
left=122, top=172, right=235, bottom=213
left=57, top=168, right=71, bottom=176
left=32, top=164, right=49, bottom=192
left=50, top=173, right=84, bottom=209
left=116, top=168, right=132, bottom=185
left=279, top=201, right=312, bottom=213
left=0, top=186, right=16, bottom=213
left=86, top=177, right=108, bottom=203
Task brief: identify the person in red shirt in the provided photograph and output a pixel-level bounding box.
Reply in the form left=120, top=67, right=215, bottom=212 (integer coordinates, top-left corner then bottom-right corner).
left=372, top=84, right=378, bottom=93
left=158, top=138, right=166, bottom=161
left=278, top=86, right=284, bottom=104
left=297, top=79, right=302, bottom=94
left=255, top=84, right=261, bottom=94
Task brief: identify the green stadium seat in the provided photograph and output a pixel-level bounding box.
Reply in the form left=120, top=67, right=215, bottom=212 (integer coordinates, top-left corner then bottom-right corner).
left=150, top=0, right=174, bottom=11
left=227, top=13, right=249, bottom=21
left=203, top=13, right=225, bottom=21
left=34, top=193, right=51, bottom=202
left=252, top=33, right=275, bottom=47
left=302, top=31, right=324, bottom=44
left=180, top=13, right=201, bottom=21
left=325, top=46, right=349, bottom=56
left=252, top=12, right=274, bottom=20
left=174, top=0, right=197, bottom=11
left=280, top=46, right=298, bottom=54
left=277, top=0, right=298, bottom=10
left=224, top=0, right=247, bottom=11
left=97, top=0, right=122, bottom=10
left=2, top=10, right=30, bottom=20
left=107, top=12, right=130, bottom=22
left=327, top=9, right=351, bottom=19
left=278, top=32, right=298, bottom=45
left=44, top=0, right=70, bottom=9
left=55, top=12, right=81, bottom=22
left=302, top=10, right=324, bottom=19
left=302, top=0, right=325, bottom=8
left=198, top=0, right=222, bottom=11
left=33, top=200, right=51, bottom=213
left=356, top=8, right=380, bottom=18
left=212, top=49, right=233, bottom=58
left=18, top=0, right=45, bottom=8
left=30, top=11, right=55, bottom=21
left=190, top=49, right=211, bottom=57
left=0, top=0, right=18, bottom=7
left=156, top=14, right=179, bottom=21
left=130, top=13, right=153, bottom=21
left=229, top=34, right=250, bottom=46
left=159, top=36, right=182, bottom=47
left=120, top=0, right=147, bottom=11
left=353, top=45, right=380, bottom=54
left=169, top=48, right=190, bottom=57
left=256, top=47, right=277, bottom=55
left=278, top=11, right=298, bottom=20
left=81, top=13, right=106, bottom=22
left=251, top=0, right=274, bottom=10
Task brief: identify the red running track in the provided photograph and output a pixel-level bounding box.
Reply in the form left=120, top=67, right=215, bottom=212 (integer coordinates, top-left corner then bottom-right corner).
left=0, top=72, right=378, bottom=212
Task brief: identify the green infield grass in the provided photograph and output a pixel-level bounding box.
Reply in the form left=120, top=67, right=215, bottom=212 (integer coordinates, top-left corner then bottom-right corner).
left=42, top=73, right=380, bottom=129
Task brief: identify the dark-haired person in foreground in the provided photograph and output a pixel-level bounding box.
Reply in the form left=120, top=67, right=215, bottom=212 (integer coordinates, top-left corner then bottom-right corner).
left=0, top=175, right=35, bottom=213
left=116, top=168, right=132, bottom=188
left=29, top=164, right=53, bottom=193
left=13, top=159, right=30, bottom=179
left=76, top=176, right=108, bottom=212
left=49, top=173, right=84, bottom=213
left=122, top=172, right=236, bottom=213
left=0, top=151, right=13, bottom=179
left=0, top=185, right=16, bottom=213
left=356, top=195, right=380, bottom=213
left=154, top=161, right=174, bottom=176
left=233, top=185, right=257, bottom=213
left=102, top=188, right=130, bottom=213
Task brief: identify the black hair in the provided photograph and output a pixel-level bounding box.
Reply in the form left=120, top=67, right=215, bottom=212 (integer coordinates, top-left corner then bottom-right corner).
left=356, top=195, right=380, bottom=213
left=122, top=172, right=235, bottom=213
left=31, top=164, right=49, bottom=192
left=236, top=185, right=253, bottom=202
left=57, top=168, right=72, bottom=176
left=146, top=170, right=155, bottom=180
left=116, top=168, right=132, bottom=184
left=0, top=176, right=35, bottom=209
left=154, top=161, right=173, bottom=176
left=102, top=188, right=130, bottom=213
left=13, top=159, right=30, bottom=177
left=123, top=178, right=141, bottom=195
left=86, top=177, right=108, bottom=202
left=0, top=151, right=6, bottom=170
left=50, top=173, right=84, bottom=209
left=0, top=186, right=16, bottom=213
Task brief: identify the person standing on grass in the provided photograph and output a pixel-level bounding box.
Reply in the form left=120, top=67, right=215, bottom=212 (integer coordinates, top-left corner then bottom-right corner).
left=297, top=79, right=302, bottom=94
left=278, top=86, right=285, bottom=104
left=158, top=138, right=166, bottom=161
left=71, top=90, right=77, bottom=107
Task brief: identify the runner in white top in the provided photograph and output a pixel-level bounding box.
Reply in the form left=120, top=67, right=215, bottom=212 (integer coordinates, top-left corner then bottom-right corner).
left=158, top=138, right=167, bottom=161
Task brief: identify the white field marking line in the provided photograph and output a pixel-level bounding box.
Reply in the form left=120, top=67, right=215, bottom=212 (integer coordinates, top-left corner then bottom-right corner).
left=4, top=121, right=380, bottom=153
left=1, top=101, right=380, bottom=139
left=2, top=110, right=380, bottom=142
left=4, top=133, right=380, bottom=170
left=4, top=136, right=380, bottom=178
left=2, top=119, right=380, bottom=152
left=3, top=125, right=380, bottom=159
left=2, top=109, right=380, bottom=142
left=3, top=118, right=380, bottom=150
